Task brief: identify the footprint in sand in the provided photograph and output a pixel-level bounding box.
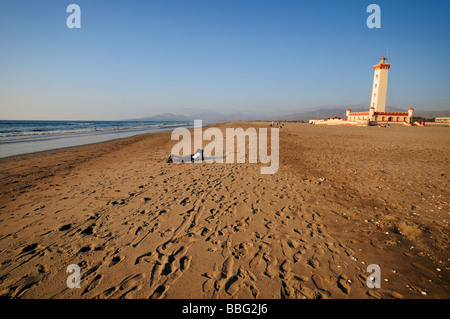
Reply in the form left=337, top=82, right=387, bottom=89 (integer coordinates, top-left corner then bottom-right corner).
left=280, top=259, right=291, bottom=273
left=79, top=245, right=92, bottom=253
left=148, top=245, right=192, bottom=299
left=262, top=253, right=278, bottom=278
left=311, top=274, right=331, bottom=297
left=202, top=257, right=260, bottom=299
left=202, top=263, right=220, bottom=294
left=59, top=223, right=72, bottom=231
left=82, top=274, right=102, bottom=296
left=81, top=224, right=95, bottom=236
left=135, top=252, right=153, bottom=265
left=109, top=255, right=124, bottom=267
left=21, top=243, right=39, bottom=254
left=221, top=257, right=234, bottom=279
left=118, top=273, right=146, bottom=299
left=306, top=256, right=320, bottom=269
left=225, top=269, right=244, bottom=295
left=232, top=242, right=250, bottom=259
left=180, top=256, right=192, bottom=271
left=293, top=251, right=303, bottom=263
left=249, top=245, right=267, bottom=269
left=337, top=275, right=352, bottom=295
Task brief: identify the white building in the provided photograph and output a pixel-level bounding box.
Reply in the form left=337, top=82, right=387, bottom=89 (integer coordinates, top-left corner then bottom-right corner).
left=346, top=56, right=414, bottom=125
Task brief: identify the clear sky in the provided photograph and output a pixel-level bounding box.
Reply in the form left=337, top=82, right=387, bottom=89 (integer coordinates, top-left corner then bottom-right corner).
left=0, top=0, right=449, bottom=120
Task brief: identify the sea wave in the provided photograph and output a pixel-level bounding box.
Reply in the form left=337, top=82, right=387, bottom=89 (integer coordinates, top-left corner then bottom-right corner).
left=0, top=119, right=192, bottom=140
left=0, top=128, right=96, bottom=138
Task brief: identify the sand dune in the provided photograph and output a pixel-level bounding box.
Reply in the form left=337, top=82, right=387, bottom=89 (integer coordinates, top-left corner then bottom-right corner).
left=0, top=122, right=448, bottom=299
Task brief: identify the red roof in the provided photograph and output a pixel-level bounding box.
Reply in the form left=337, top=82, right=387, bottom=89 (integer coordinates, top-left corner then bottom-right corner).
left=348, top=112, right=369, bottom=116
left=374, top=63, right=391, bottom=70
left=374, top=112, right=409, bottom=115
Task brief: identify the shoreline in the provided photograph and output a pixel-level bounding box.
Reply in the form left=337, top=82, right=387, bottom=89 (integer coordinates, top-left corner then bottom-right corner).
left=0, top=121, right=228, bottom=163
left=0, top=123, right=196, bottom=160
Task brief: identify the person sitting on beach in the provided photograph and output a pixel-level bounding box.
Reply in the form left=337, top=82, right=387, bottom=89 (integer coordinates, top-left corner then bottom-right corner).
left=191, top=149, right=203, bottom=161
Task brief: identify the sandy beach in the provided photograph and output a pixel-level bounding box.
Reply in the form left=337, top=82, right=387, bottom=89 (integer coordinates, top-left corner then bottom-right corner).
left=0, top=122, right=448, bottom=299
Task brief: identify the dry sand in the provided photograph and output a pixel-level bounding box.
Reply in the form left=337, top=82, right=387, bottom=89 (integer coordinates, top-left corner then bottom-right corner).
left=0, top=122, right=448, bottom=299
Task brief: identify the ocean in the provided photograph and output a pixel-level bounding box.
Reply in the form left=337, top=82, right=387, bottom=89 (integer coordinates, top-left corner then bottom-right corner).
left=0, top=120, right=191, bottom=158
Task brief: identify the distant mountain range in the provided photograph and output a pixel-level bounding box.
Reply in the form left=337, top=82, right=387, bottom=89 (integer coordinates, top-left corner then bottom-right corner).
left=128, top=111, right=255, bottom=122
left=128, top=108, right=450, bottom=122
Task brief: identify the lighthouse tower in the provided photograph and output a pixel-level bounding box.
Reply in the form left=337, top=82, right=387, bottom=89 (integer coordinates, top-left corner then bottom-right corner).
left=370, top=56, right=390, bottom=113
left=344, top=56, right=414, bottom=125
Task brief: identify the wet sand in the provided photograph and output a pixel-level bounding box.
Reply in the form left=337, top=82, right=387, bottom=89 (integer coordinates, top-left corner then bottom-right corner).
left=0, top=122, right=448, bottom=299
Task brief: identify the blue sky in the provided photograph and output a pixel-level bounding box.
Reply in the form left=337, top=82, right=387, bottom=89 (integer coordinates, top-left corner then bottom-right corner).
left=0, top=0, right=449, bottom=120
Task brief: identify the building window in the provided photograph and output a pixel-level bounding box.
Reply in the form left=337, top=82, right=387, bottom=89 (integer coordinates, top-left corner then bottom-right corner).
left=404, top=117, right=406, bottom=121
left=374, top=93, right=376, bottom=97
left=376, top=74, right=378, bottom=79
left=375, top=116, right=378, bottom=121
left=382, top=117, right=385, bottom=121
left=388, top=117, right=393, bottom=121
left=375, top=84, right=377, bottom=88
left=396, top=117, right=399, bottom=121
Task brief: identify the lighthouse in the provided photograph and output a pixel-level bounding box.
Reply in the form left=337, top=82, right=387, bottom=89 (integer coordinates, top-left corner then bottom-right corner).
left=344, top=55, right=414, bottom=125
left=370, top=56, right=390, bottom=113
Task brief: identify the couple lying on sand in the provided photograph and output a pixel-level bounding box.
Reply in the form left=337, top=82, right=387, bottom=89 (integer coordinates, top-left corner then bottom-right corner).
left=167, top=149, right=204, bottom=163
